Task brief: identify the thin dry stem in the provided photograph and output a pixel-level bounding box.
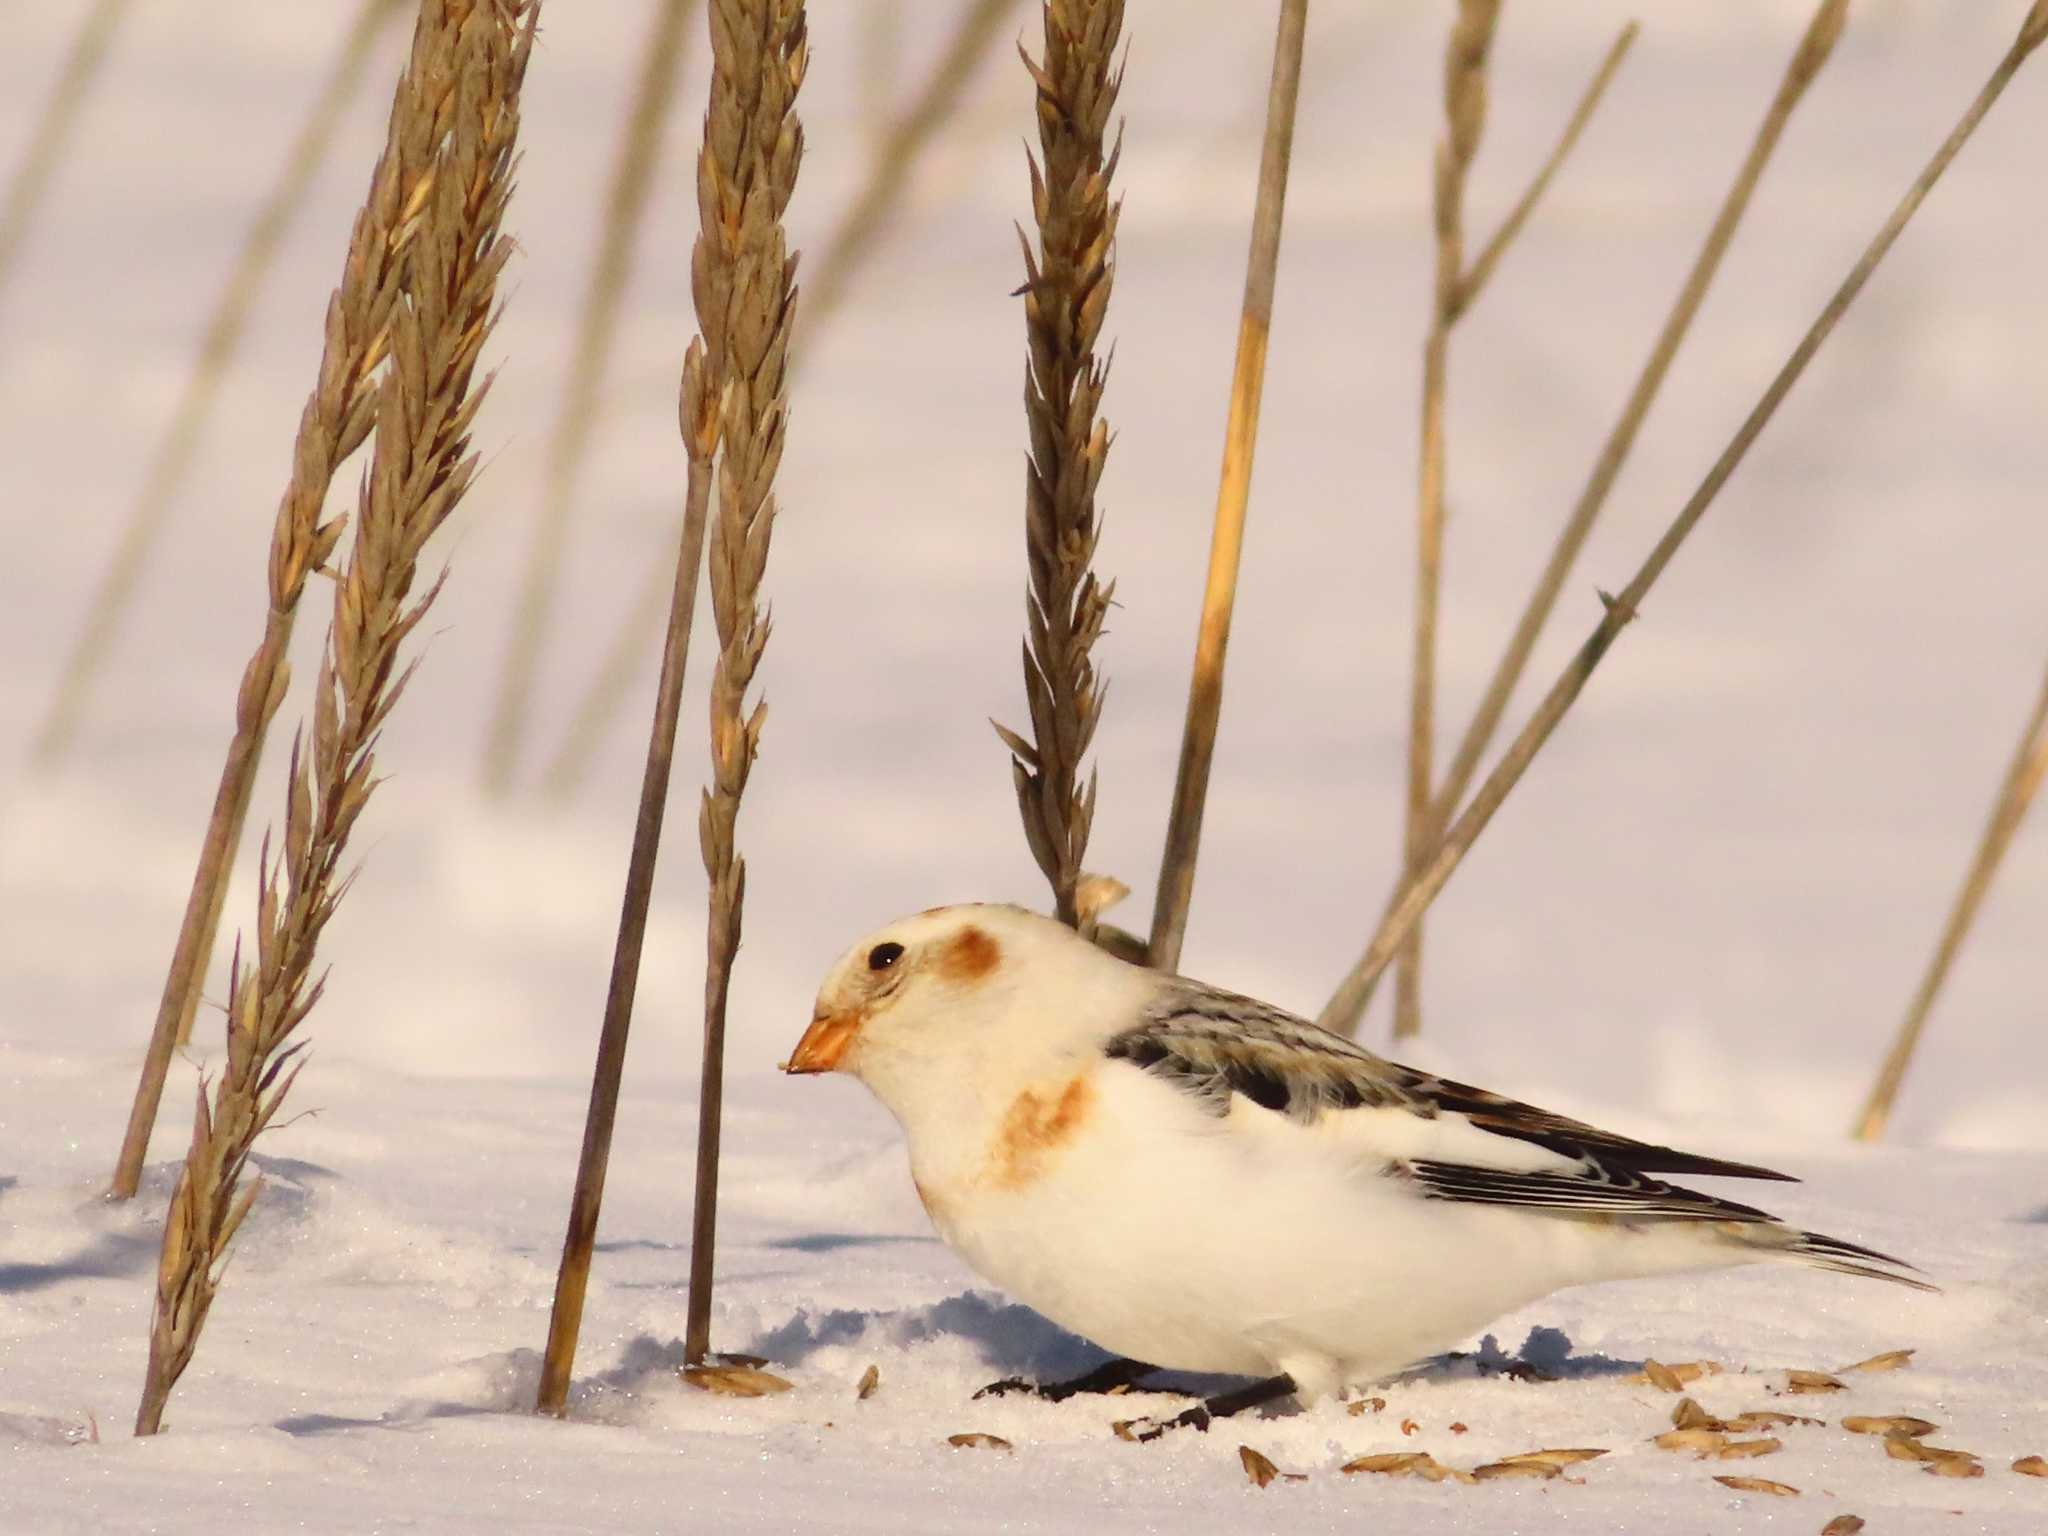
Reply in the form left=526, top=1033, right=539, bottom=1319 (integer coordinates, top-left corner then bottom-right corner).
left=1316, top=8, right=2046, bottom=1034
left=996, top=0, right=1124, bottom=931
left=537, top=0, right=808, bottom=1408
left=110, top=0, right=457, bottom=1201
left=539, top=0, right=1020, bottom=801
left=1454, top=21, right=1638, bottom=316
left=136, top=0, right=533, bottom=1433
left=1395, top=0, right=1501, bottom=1039
left=35, top=0, right=406, bottom=772
left=1330, top=0, right=1849, bottom=1040
left=1146, top=0, right=1306, bottom=974
left=0, top=0, right=134, bottom=300
left=483, top=0, right=700, bottom=793
left=1853, top=655, right=2048, bottom=1141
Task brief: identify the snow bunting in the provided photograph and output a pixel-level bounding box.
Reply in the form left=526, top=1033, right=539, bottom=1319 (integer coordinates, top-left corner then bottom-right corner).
left=784, top=904, right=1926, bottom=1406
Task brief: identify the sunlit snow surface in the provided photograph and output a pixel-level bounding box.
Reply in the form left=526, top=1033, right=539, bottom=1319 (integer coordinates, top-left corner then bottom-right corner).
left=3, top=1, right=2046, bottom=1530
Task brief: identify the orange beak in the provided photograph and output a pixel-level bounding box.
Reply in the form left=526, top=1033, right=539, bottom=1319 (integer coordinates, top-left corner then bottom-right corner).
left=782, top=1009, right=862, bottom=1074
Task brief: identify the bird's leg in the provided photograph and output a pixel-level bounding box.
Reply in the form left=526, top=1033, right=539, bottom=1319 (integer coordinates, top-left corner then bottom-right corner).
left=1112, top=1374, right=1298, bottom=1441
left=975, top=1356, right=1159, bottom=1402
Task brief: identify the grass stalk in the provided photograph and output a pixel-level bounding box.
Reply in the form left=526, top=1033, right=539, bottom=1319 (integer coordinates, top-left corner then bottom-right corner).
left=1315, top=2, right=2048, bottom=1034
left=536, top=0, right=807, bottom=1408
left=1393, top=0, right=1501, bottom=1039
left=1145, top=0, right=1306, bottom=973
left=482, top=0, right=700, bottom=793
left=538, top=0, right=1018, bottom=802
left=1853, top=655, right=2048, bottom=1141
left=109, top=0, right=459, bottom=1201
left=1326, top=0, right=1848, bottom=1040
left=1453, top=22, right=1637, bottom=317
left=0, top=0, right=134, bottom=301
left=995, top=0, right=1125, bottom=932
left=684, top=0, right=807, bottom=1369
left=34, top=0, right=406, bottom=772
left=135, top=0, right=534, bottom=1433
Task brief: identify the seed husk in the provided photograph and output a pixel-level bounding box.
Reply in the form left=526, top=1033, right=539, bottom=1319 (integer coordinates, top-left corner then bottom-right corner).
left=1724, top=1409, right=1822, bottom=1431
left=1821, top=1517, right=1867, bottom=1534
left=1346, top=1395, right=1387, bottom=1416
left=1672, top=1397, right=1724, bottom=1431
left=1784, top=1370, right=1846, bottom=1395
left=683, top=1364, right=793, bottom=1396
left=1841, top=1348, right=1914, bottom=1373
left=947, top=1432, right=1013, bottom=1451
left=1239, top=1445, right=1280, bottom=1487
left=1635, top=1358, right=1719, bottom=1391
left=1495, top=1448, right=1608, bottom=1468
left=1714, top=1437, right=1784, bottom=1460
left=1341, top=1451, right=1438, bottom=1478
left=1472, top=1459, right=1559, bottom=1481
left=855, top=1364, right=879, bottom=1401
left=1713, top=1474, right=1799, bottom=1497
left=2014, top=1455, right=2048, bottom=1477
left=1843, top=1414, right=1937, bottom=1438
left=1924, top=1453, right=1985, bottom=1478
left=1654, top=1429, right=1729, bottom=1455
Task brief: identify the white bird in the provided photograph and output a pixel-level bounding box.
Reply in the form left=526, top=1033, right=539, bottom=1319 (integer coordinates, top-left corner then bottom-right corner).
left=784, top=903, right=1926, bottom=1418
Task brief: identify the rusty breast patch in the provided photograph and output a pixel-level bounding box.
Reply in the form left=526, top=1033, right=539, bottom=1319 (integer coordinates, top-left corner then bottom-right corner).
left=988, top=1073, right=1094, bottom=1190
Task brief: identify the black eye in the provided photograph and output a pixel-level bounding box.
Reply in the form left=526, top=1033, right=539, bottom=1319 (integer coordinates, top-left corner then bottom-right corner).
left=867, top=942, right=905, bottom=972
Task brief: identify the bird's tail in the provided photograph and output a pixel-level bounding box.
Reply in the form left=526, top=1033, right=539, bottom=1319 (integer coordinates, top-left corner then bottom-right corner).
left=1742, top=1222, right=1938, bottom=1293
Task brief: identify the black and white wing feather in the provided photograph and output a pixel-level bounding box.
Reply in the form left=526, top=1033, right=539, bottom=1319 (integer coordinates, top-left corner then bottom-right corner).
left=1105, top=976, right=1930, bottom=1290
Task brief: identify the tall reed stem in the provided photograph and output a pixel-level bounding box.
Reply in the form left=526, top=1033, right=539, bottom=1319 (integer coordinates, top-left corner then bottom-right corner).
left=482, top=0, right=700, bottom=793
left=1146, top=0, right=1306, bottom=974
left=1853, top=655, right=2048, bottom=1141
left=136, top=0, right=533, bottom=1433
left=109, top=0, right=447, bottom=1202
left=1394, top=0, right=1500, bottom=1039
left=0, top=0, right=133, bottom=302
left=1325, top=0, right=1847, bottom=1039
left=537, top=0, right=807, bottom=1408
left=1317, top=3, right=2048, bottom=1034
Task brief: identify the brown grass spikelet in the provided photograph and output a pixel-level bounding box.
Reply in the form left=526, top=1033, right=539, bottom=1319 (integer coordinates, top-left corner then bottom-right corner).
left=996, top=0, right=1123, bottom=931
left=684, top=0, right=809, bottom=1370
left=109, top=0, right=498, bottom=1202
left=1713, top=1475, right=1799, bottom=1497
left=134, top=0, right=536, bottom=1436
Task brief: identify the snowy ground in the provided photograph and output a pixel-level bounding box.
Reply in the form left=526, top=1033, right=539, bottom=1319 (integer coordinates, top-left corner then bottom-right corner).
left=4, top=0, right=2048, bottom=1531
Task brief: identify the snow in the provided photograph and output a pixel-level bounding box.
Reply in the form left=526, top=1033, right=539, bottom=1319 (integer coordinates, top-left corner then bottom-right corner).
left=4, top=0, right=2048, bottom=1530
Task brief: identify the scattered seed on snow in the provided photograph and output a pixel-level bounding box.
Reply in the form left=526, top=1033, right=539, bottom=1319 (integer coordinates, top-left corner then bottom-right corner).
left=2013, top=1454, right=2048, bottom=1477
left=855, top=1365, right=879, bottom=1401
left=946, top=1433, right=1012, bottom=1452
left=682, top=1364, right=793, bottom=1397
left=1713, top=1475, right=1799, bottom=1497
left=1842, top=1415, right=1936, bottom=1438
left=1821, top=1516, right=1867, bottom=1534
left=1653, top=1429, right=1728, bottom=1456
left=1841, top=1348, right=1914, bottom=1373
left=1783, top=1370, right=1846, bottom=1395
left=1713, top=1438, right=1783, bottom=1460
left=1471, top=1460, right=1559, bottom=1481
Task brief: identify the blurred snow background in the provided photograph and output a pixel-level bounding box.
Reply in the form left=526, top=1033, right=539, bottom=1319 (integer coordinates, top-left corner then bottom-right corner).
left=2, top=1, right=2046, bottom=1529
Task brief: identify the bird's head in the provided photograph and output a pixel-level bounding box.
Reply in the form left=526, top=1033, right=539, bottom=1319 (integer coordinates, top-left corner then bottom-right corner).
left=783, top=903, right=1145, bottom=1117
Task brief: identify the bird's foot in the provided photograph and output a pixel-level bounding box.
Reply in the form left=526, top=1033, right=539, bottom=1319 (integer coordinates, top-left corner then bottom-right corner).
left=1111, top=1374, right=1297, bottom=1442
left=974, top=1357, right=1157, bottom=1403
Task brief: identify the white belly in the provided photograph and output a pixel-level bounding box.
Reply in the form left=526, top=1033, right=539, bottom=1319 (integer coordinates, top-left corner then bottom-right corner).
left=911, top=1065, right=1733, bottom=1397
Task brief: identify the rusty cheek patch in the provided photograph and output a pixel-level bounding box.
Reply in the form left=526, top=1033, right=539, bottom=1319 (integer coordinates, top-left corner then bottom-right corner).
left=988, top=1074, right=1093, bottom=1189
left=936, top=924, right=1001, bottom=985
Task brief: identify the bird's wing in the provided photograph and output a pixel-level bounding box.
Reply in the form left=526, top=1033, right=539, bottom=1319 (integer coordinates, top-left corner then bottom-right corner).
left=1105, top=977, right=1797, bottom=1191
